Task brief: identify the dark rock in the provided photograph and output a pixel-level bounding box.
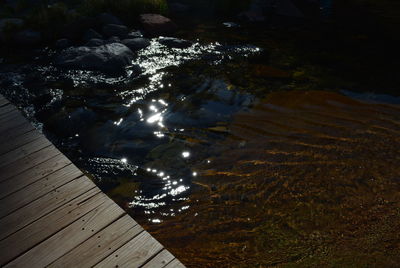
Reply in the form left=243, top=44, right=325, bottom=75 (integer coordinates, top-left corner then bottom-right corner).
left=55, top=38, right=71, bottom=49
left=238, top=10, right=265, bottom=22
left=168, top=2, right=190, bottom=13
left=102, top=24, right=129, bottom=38
left=107, top=36, right=120, bottom=43
left=83, top=29, right=103, bottom=42
left=62, top=16, right=97, bottom=41
left=0, top=18, right=24, bottom=31
left=139, top=14, right=177, bottom=36
left=122, top=38, right=150, bottom=51
left=211, top=185, right=217, bottom=191
left=0, top=18, right=24, bottom=40
left=126, top=30, right=143, bottom=39
left=97, top=13, right=123, bottom=26
left=158, top=37, right=192, bottom=48
left=85, top=38, right=104, bottom=47
left=241, top=0, right=304, bottom=21
left=55, top=43, right=135, bottom=74
left=14, top=30, right=41, bottom=46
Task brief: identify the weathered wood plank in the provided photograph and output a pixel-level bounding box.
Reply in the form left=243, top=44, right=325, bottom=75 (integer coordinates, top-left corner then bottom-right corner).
left=164, top=259, right=186, bottom=268
left=0, top=95, right=185, bottom=268
left=0, top=118, right=34, bottom=138
left=0, top=145, right=60, bottom=182
left=49, top=215, right=143, bottom=268
left=0, top=189, right=103, bottom=266
left=94, top=231, right=164, bottom=268
left=6, top=200, right=126, bottom=267
left=0, top=97, right=9, bottom=107
left=0, top=111, right=20, bottom=127
left=0, top=153, right=68, bottom=199
left=0, top=137, right=52, bottom=167
left=0, top=176, right=97, bottom=240
left=0, top=129, right=41, bottom=156
left=0, top=104, right=16, bottom=116
left=143, top=249, right=175, bottom=268
left=0, top=164, right=82, bottom=218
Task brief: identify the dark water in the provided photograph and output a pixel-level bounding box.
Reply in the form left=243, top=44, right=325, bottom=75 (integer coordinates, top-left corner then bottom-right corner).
left=1, top=1, right=400, bottom=266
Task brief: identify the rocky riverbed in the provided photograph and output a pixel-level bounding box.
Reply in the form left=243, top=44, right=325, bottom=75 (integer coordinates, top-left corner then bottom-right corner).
left=1, top=0, right=400, bottom=267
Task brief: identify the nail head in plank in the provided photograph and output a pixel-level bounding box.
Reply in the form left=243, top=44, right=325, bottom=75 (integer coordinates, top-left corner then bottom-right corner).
left=0, top=153, right=69, bottom=199
left=49, top=215, right=143, bottom=268
left=6, top=201, right=125, bottom=268
left=0, top=145, right=61, bottom=182
left=94, top=231, right=164, bottom=268
left=0, top=129, right=42, bottom=156
left=0, top=137, right=52, bottom=168
left=142, top=249, right=175, bottom=268
left=0, top=189, right=103, bottom=266
left=0, top=164, right=82, bottom=218
left=0, top=176, right=97, bottom=240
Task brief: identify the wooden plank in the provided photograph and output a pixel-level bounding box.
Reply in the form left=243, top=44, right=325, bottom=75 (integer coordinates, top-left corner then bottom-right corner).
left=165, top=259, right=186, bottom=268
left=49, top=215, right=143, bottom=268
left=0, top=104, right=16, bottom=116
left=0, top=129, right=41, bottom=156
left=94, top=231, right=164, bottom=268
left=0, top=176, right=97, bottom=240
left=143, top=249, right=175, bottom=268
left=0, top=118, right=34, bottom=138
left=0, top=98, right=9, bottom=107
left=0, top=145, right=60, bottom=182
left=6, top=200, right=126, bottom=267
left=0, top=122, right=36, bottom=144
left=0, top=137, right=52, bottom=167
left=0, top=110, right=21, bottom=126
left=0, top=153, right=69, bottom=199
left=0, top=189, right=103, bottom=266
left=0, top=164, right=82, bottom=218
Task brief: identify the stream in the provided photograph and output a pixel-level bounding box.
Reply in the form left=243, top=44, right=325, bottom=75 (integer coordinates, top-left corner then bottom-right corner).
left=1, top=1, right=400, bottom=266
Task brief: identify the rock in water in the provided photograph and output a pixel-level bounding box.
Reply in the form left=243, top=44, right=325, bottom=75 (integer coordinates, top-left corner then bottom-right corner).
left=122, top=38, right=150, bottom=51
left=139, top=14, right=177, bottom=36
left=158, top=37, right=192, bottom=48
left=102, top=24, right=129, bottom=38
left=55, top=43, right=135, bottom=74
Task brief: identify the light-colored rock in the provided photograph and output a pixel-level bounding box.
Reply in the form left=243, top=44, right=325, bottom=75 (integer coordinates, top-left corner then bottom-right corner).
left=139, top=14, right=177, bottom=36
left=55, top=43, right=135, bottom=74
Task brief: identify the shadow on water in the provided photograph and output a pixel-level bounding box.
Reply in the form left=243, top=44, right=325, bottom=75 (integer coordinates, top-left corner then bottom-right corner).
left=1, top=0, right=400, bottom=266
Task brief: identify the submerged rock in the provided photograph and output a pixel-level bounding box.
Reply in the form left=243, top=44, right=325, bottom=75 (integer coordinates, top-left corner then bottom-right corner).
left=55, top=43, right=135, bottom=74
left=158, top=37, right=192, bottom=48
left=126, top=30, right=143, bottom=39
left=122, top=38, right=150, bottom=51
left=139, top=14, right=177, bottom=36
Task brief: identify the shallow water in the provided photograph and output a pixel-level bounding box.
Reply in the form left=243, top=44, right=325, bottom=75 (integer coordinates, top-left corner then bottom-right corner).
left=1, top=1, right=400, bottom=266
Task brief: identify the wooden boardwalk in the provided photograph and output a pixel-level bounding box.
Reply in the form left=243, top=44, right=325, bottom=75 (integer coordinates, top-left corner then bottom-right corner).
left=0, top=94, right=185, bottom=268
